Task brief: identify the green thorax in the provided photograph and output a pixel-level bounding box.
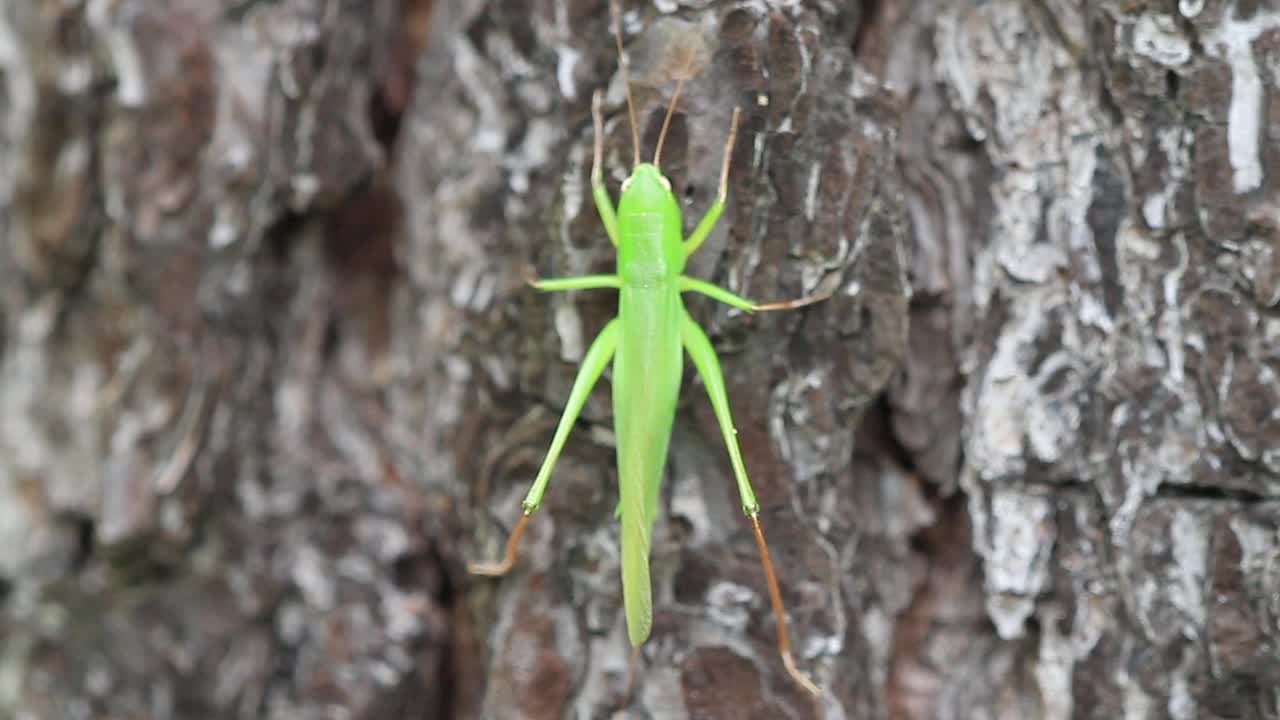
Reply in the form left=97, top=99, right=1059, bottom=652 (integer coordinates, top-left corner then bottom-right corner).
left=616, top=164, right=685, bottom=285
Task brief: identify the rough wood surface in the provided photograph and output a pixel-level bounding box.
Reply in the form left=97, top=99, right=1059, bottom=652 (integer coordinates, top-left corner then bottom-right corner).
left=1, top=0, right=1278, bottom=719
left=0, top=1, right=442, bottom=718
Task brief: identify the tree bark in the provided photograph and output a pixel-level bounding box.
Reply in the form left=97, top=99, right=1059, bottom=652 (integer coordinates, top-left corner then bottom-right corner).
left=0, top=1, right=443, bottom=718
left=2, top=1, right=1279, bottom=720
left=398, top=1, right=906, bottom=717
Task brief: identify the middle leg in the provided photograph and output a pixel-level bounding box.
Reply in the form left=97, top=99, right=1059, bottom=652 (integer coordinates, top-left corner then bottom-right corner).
left=679, top=276, right=832, bottom=312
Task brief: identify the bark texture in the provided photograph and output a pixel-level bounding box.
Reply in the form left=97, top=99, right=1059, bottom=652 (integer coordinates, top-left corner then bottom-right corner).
left=2, top=1, right=1278, bottom=719
left=399, top=1, right=905, bottom=718
left=0, top=1, right=442, bottom=718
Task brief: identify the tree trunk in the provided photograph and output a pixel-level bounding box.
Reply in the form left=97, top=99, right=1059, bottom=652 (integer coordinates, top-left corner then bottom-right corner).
left=0, top=1, right=443, bottom=718
left=3, top=1, right=1279, bottom=719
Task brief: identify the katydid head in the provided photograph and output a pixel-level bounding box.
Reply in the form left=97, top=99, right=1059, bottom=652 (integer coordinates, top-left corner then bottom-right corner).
left=616, top=162, right=683, bottom=275
left=609, top=2, right=736, bottom=276
left=613, top=135, right=685, bottom=280
left=606, top=2, right=687, bottom=274
left=613, top=74, right=683, bottom=234
left=619, top=163, right=677, bottom=209
left=614, top=41, right=686, bottom=258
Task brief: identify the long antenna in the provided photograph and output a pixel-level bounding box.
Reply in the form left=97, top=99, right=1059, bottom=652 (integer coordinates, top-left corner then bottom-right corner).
left=652, top=76, right=686, bottom=168
left=719, top=107, right=740, bottom=205
left=611, top=0, right=641, bottom=167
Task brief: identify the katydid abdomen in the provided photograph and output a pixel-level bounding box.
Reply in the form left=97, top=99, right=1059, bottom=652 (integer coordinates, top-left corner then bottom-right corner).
left=614, top=279, right=683, bottom=647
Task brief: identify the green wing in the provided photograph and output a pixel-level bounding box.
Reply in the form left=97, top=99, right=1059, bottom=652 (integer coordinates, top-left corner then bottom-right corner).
left=618, top=414, right=653, bottom=647
left=614, top=288, right=683, bottom=647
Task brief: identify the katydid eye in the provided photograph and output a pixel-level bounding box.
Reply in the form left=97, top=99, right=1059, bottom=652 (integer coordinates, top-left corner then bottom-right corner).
left=622, top=177, right=633, bottom=192
left=659, top=177, right=671, bottom=191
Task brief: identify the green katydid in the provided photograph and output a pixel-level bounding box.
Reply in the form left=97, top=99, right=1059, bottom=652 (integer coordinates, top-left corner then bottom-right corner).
left=469, top=11, right=828, bottom=698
